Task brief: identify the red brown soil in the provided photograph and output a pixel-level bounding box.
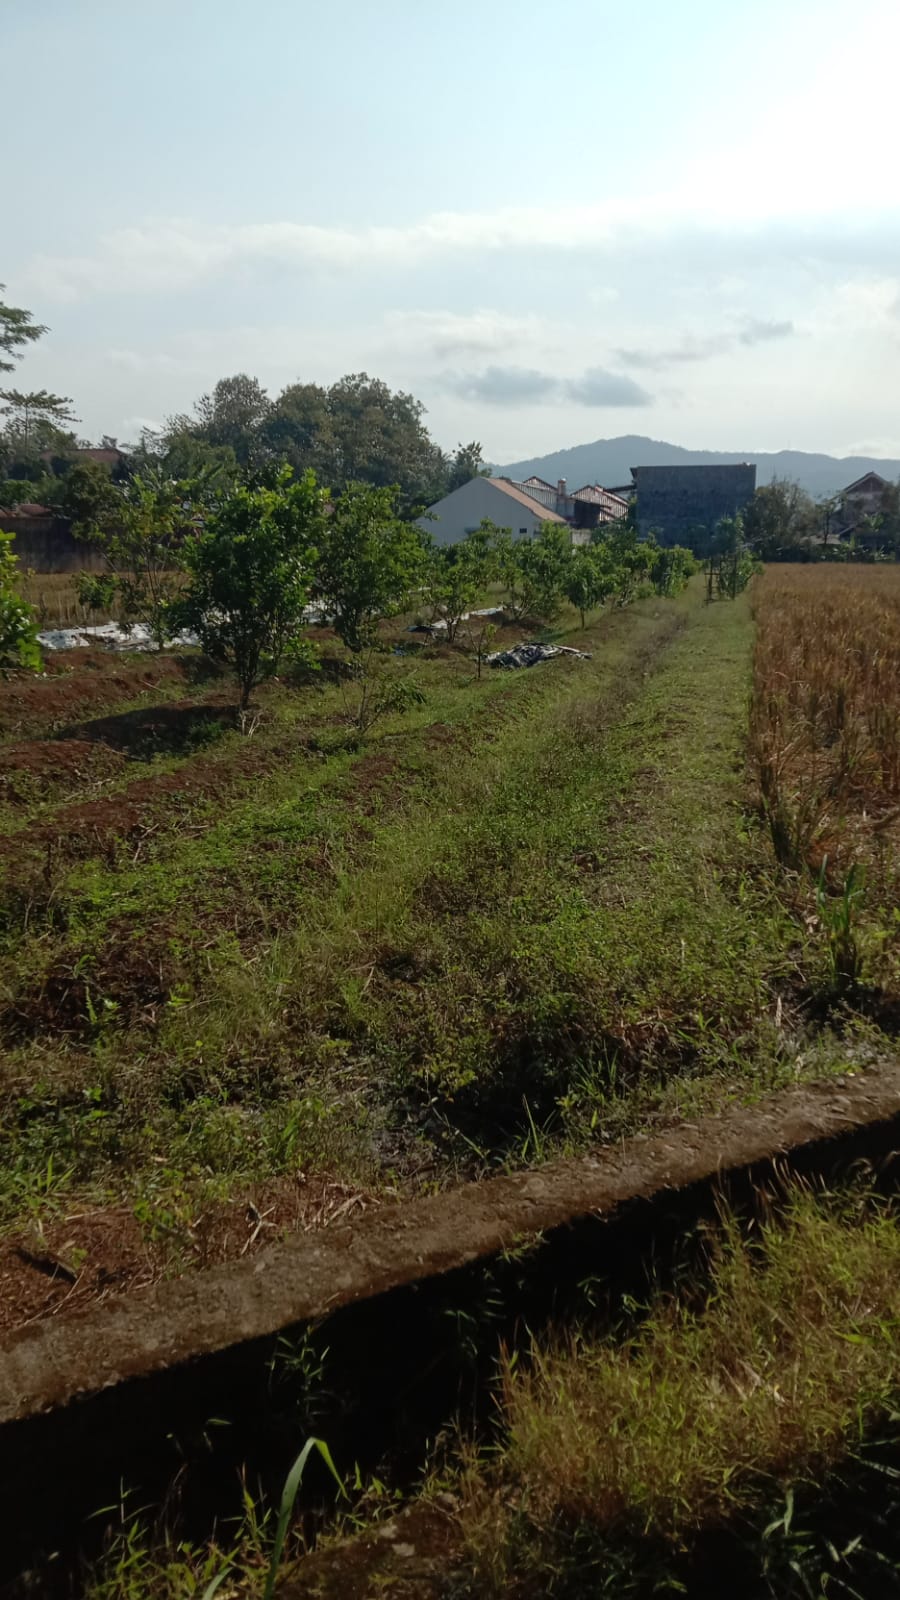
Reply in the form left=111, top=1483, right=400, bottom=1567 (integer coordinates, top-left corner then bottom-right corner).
left=0, top=1174, right=376, bottom=1337
left=0, top=652, right=222, bottom=739
left=0, top=738, right=129, bottom=804
left=0, top=721, right=285, bottom=868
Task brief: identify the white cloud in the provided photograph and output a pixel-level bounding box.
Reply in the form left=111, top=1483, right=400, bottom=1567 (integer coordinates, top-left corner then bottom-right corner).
left=383, top=308, right=550, bottom=358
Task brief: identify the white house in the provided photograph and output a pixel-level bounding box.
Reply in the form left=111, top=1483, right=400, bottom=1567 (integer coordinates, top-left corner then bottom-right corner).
left=418, top=476, right=570, bottom=547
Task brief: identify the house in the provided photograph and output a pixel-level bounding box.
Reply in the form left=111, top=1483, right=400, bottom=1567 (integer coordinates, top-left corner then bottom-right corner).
left=418, top=476, right=570, bottom=547
left=631, top=463, right=757, bottom=547
left=417, top=474, right=627, bottom=547
left=832, top=472, right=892, bottom=542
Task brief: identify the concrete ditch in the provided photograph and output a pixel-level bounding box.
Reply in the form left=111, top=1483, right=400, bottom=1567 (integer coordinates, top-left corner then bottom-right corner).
left=2, top=1060, right=900, bottom=1587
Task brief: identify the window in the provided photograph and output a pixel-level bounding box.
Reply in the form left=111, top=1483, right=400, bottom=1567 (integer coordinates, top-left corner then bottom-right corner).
left=519, top=527, right=528, bottom=536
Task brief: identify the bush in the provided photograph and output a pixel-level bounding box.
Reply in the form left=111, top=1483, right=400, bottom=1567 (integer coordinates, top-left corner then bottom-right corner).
left=175, top=469, right=325, bottom=708
left=0, top=529, right=40, bottom=670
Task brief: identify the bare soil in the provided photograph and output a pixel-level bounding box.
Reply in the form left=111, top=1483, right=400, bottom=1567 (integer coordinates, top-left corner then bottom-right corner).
left=0, top=652, right=221, bottom=738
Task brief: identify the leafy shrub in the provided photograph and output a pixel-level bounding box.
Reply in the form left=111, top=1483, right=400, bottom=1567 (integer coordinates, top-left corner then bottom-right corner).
left=0, top=528, right=40, bottom=670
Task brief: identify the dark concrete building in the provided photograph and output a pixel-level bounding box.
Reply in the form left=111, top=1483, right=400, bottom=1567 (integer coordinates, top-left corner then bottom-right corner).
left=632, top=463, right=757, bottom=547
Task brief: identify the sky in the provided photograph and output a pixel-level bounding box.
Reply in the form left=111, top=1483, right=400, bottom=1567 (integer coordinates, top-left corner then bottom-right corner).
left=4, top=0, right=900, bottom=463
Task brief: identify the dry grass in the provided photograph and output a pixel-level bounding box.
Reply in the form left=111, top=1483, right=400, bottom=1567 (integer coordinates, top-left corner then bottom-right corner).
left=19, top=569, right=116, bottom=627
left=750, top=565, right=900, bottom=880
left=459, top=1186, right=900, bottom=1588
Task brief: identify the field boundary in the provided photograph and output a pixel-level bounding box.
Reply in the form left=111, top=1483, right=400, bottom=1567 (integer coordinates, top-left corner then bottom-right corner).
left=2, top=1060, right=899, bottom=1429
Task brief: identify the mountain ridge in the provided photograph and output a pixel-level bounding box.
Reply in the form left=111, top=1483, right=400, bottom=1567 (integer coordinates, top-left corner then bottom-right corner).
left=494, top=435, right=900, bottom=497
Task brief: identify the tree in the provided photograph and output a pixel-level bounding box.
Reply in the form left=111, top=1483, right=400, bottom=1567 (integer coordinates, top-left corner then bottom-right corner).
left=316, top=374, right=446, bottom=508
left=129, top=423, right=240, bottom=495
left=261, top=383, right=333, bottom=477
left=312, top=482, right=426, bottom=653
left=0, top=287, right=47, bottom=373
left=423, top=521, right=498, bottom=643
left=68, top=465, right=197, bottom=648
left=0, top=389, right=77, bottom=447
left=649, top=543, right=697, bottom=596
left=0, top=530, right=40, bottom=671
left=494, top=522, right=572, bottom=622
left=565, top=543, right=616, bottom=628
left=176, top=470, right=325, bottom=709
left=194, top=374, right=271, bottom=469
left=594, top=522, right=654, bottom=604
left=446, top=441, right=487, bottom=494
left=743, top=478, right=816, bottom=560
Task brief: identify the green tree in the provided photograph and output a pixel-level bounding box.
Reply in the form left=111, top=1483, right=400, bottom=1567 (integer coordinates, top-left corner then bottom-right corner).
left=69, top=466, right=197, bottom=648
left=743, top=478, right=816, bottom=560
left=593, top=521, right=653, bottom=604
left=312, top=482, right=426, bottom=652
left=707, top=513, right=759, bottom=600
left=0, top=287, right=47, bottom=373
left=176, top=470, right=325, bottom=709
left=193, top=374, right=271, bottom=469
left=261, top=383, right=333, bottom=478
left=0, top=530, right=41, bottom=671
left=446, top=441, right=487, bottom=493
left=423, top=521, right=498, bottom=643
left=565, top=542, right=616, bottom=628
left=318, top=374, right=446, bottom=508
left=129, top=423, right=240, bottom=495
left=495, top=522, right=573, bottom=622
left=0, top=389, right=77, bottom=448
left=649, top=543, right=697, bottom=596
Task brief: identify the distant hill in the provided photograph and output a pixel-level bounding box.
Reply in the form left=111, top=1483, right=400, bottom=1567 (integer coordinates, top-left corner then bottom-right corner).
left=494, top=436, right=900, bottom=498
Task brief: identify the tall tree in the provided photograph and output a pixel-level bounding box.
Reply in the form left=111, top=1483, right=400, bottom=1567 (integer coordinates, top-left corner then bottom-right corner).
left=743, top=478, right=816, bottom=559
left=321, top=373, right=446, bottom=507
left=193, top=374, right=271, bottom=468
left=0, top=287, right=47, bottom=373
left=262, top=382, right=332, bottom=476
left=0, top=389, right=77, bottom=447
left=446, top=441, right=487, bottom=493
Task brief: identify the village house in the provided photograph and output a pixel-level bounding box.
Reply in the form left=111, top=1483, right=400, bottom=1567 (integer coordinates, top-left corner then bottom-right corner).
left=832, top=471, right=893, bottom=542
left=418, top=474, right=628, bottom=547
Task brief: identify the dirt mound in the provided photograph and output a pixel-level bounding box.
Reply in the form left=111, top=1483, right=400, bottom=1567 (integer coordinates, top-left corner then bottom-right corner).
left=0, top=654, right=217, bottom=738
left=0, top=733, right=284, bottom=871
left=0, top=738, right=128, bottom=804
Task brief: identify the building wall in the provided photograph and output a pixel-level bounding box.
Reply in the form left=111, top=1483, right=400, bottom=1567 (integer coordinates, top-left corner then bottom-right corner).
left=632, top=464, right=757, bottom=547
left=0, top=513, right=105, bottom=573
left=417, top=477, right=554, bottom=546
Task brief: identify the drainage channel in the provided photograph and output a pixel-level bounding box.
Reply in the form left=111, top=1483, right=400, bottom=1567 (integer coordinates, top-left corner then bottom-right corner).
left=2, top=1062, right=900, bottom=1593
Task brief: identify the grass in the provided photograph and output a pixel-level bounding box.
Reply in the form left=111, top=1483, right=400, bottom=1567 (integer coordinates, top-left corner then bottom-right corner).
left=1, top=577, right=885, bottom=1257
left=750, top=565, right=900, bottom=1007
left=450, top=1183, right=900, bottom=1596
left=19, top=569, right=117, bottom=628
left=77, top=1182, right=900, bottom=1599
left=11, top=567, right=900, bottom=1595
